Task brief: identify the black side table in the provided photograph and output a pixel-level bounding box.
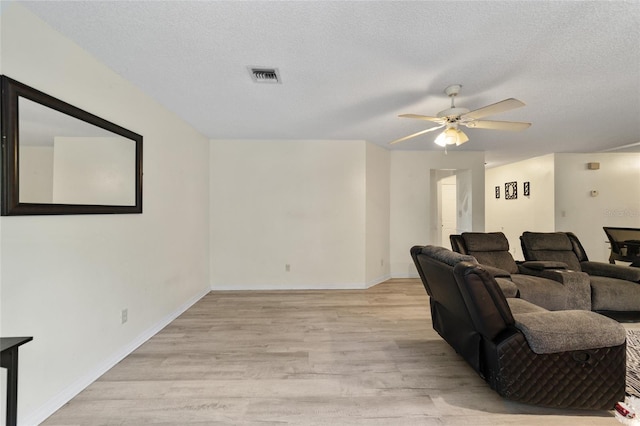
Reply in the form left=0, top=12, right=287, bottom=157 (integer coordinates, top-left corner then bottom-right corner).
left=623, top=240, right=640, bottom=267
left=1, top=337, right=33, bottom=426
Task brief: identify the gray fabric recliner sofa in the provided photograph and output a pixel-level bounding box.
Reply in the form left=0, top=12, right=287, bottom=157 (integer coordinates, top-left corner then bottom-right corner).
left=450, top=232, right=592, bottom=311
left=520, top=231, right=640, bottom=321
left=410, top=244, right=626, bottom=410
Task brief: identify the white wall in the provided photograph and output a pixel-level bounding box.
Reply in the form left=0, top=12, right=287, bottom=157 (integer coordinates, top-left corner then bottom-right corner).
left=19, top=146, right=54, bottom=203
left=209, top=143, right=487, bottom=285
left=485, top=152, right=640, bottom=262
left=209, top=139, right=370, bottom=289
left=0, top=5, right=210, bottom=424
left=52, top=137, right=136, bottom=205
left=365, top=143, right=390, bottom=285
left=389, top=150, right=485, bottom=277
left=555, top=153, right=640, bottom=262
left=485, top=154, right=555, bottom=259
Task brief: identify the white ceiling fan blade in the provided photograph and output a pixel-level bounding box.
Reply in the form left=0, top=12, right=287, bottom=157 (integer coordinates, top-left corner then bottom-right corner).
left=462, top=98, right=525, bottom=120
left=465, top=120, right=531, bottom=131
left=399, top=114, right=445, bottom=124
left=389, top=125, right=445, bottom=145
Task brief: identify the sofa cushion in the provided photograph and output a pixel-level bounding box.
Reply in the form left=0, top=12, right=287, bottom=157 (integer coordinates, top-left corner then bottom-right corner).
left=471, top=252, right=520, bottom=274
left=420, top=245, right=476, bottom=267
left=462, top=232, right=519, bottom=274
left=589, top=275, right=640, bottom=311
left=525, top=232, right=573, bottom=251
left=520, top=233, right=583, bottom=271
left=524, top=251, right=582, bottom=272
left=542, top=251, right=582, bottom=271
left=462, top=232, right=510, bottom=251
left=507, top=298, right=547, bottom=314
left=510, top=274, right=581, bottom=311
left=581, top=261, right=640, bottom=283
left=514, top=310, right=625, bottom=354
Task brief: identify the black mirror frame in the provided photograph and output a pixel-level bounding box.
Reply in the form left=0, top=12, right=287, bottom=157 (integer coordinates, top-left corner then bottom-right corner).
left=1, top=75, right=143, bottom=215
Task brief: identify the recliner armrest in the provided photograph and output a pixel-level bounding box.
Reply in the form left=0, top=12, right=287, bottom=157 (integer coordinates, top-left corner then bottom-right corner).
left=520, top=260, right=569, bottom=271
left=536, top=269, right=592, bottom=310
left=479, top=264, right=512, bottom=278
left=537, top=268, right=587, bottom=283
left=518, top=261, right=591, bottom=311
left=581, top=261, right=640, bottom=283
left=495, top=277, right=519, bottom=298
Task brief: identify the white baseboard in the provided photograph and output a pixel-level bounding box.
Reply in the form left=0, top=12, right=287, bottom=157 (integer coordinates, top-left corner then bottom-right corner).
left=365, top=274, right=391, bottom=288
left=23, top=287, right=210, bottom=426
left=390, top=272, right=420, bottom=279
left=211, top=275, right=395, bottom=291
left=211, top=282, right=370, bottom=291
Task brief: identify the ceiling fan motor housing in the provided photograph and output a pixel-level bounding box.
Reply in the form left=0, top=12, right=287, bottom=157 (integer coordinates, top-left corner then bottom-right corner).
left=444, top=84, right=462, bottom=97
left=437, top=107, right=470, bottom=119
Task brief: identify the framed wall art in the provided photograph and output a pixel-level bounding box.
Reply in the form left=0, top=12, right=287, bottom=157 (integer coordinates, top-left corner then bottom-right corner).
left=505, top=181, right=517, bottom=200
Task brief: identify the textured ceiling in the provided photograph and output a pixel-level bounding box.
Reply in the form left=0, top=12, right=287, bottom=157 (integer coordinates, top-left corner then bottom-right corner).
left=19, top=0, right=640, bottom=166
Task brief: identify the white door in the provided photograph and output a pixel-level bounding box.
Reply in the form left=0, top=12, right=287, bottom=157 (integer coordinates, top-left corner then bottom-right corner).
left=441, top=177, right=457, bottom=247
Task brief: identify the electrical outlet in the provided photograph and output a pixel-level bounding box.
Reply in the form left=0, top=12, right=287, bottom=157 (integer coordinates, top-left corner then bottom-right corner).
left=285, top=264, right=291, bottom=272
left=121, top=308, right=128, bottom=324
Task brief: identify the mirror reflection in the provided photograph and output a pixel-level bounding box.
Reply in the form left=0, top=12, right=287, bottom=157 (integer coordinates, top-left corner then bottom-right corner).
left=19, top=97, right=137, bottom=206
left=1, top=75, right=142, bottom=215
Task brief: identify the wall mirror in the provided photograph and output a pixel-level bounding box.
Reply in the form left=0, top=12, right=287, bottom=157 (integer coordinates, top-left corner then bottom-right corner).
left=1, top=76, right=142, bottom=215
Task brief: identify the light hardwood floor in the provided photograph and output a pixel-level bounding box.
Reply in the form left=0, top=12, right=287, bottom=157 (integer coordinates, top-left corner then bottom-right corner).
left=42, top=279, right=630, bottom=425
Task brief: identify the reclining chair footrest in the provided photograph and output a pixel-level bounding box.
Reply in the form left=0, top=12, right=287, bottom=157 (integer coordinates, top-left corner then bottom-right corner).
left=490, top=333, right=626, bottom=410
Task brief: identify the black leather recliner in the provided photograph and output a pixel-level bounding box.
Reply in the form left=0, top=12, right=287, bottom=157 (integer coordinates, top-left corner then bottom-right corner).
left=411, top=244, right=626, bottom=410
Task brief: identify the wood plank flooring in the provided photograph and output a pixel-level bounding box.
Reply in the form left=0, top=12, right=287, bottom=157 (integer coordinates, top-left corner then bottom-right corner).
left=42, top=279, right=629, bottom=425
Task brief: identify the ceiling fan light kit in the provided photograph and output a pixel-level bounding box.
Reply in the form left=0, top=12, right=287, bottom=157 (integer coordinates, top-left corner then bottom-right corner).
left=434, top=127, right=468, bottom=147
left=391, top=84, right=531, bottom=147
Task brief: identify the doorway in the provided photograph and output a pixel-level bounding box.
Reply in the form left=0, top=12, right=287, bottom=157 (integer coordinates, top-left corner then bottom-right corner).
left=440, top=175, right=457, bottom=246
left=431, top=169, right=473, bottom=247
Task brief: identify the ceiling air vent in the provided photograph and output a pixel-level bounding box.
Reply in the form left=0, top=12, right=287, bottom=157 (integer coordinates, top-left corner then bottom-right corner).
left=249, top=67, right=281, bottom=84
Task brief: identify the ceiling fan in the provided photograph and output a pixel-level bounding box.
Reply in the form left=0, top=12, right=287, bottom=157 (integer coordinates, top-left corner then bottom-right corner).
left=390, top=84, right=531, bottom=146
